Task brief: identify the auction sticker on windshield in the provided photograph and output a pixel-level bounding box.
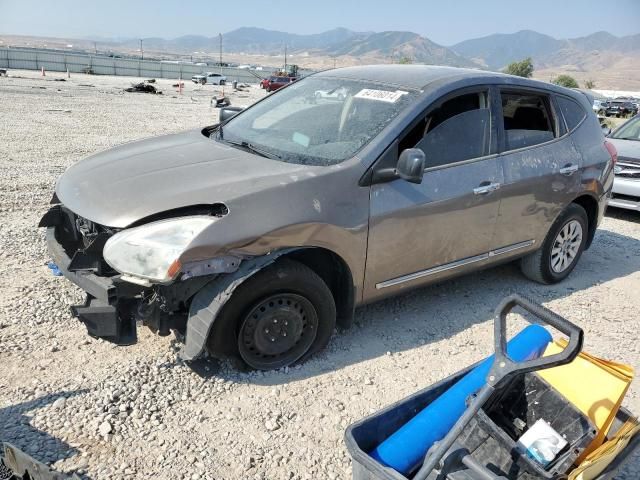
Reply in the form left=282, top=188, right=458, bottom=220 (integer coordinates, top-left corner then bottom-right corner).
left=354, top=89, right=408, bottom=103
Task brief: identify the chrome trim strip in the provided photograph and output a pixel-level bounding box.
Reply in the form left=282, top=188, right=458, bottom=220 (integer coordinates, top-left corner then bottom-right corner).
left=376, top=253, right=488, bottom=289
left=489, top=239, right=535, bottom=257
left=376, top=240, right=536, bottom=289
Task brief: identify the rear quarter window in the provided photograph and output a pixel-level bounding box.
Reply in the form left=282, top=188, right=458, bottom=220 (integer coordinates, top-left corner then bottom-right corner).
left=500, top=92, right=555, bottom=151
left=556, top=96, right=586, bottom=132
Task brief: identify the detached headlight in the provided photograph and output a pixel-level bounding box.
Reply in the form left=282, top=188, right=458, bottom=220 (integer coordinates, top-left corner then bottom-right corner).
left=103, top=216, right=216, bottom=284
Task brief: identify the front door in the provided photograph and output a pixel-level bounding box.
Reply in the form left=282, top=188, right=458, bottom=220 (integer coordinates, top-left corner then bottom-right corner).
left=364, top=88, right=503, bottom=301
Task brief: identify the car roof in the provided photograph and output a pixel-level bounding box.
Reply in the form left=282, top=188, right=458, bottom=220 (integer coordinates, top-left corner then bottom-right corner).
left=314, top=64, right=584, bottom=101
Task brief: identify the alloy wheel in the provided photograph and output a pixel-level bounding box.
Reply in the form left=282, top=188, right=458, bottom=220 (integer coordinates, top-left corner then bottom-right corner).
left=550, top=220, right=583, bottom=273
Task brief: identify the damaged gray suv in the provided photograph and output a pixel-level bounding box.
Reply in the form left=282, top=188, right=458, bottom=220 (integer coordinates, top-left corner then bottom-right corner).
left=41, top=65, right=615, bottom=370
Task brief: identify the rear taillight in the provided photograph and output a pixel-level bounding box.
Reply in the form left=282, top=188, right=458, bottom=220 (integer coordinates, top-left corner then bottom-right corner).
left=604, top=140, right=618, bottom=166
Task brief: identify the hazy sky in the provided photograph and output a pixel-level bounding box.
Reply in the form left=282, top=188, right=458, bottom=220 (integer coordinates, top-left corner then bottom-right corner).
left=1, top=0, right=639, bottom=45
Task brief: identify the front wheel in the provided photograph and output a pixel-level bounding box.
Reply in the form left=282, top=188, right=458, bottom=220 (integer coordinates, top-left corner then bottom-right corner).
left=520, top=203, right=588, bottom=284
left=209, top=259, right=336, bottom=370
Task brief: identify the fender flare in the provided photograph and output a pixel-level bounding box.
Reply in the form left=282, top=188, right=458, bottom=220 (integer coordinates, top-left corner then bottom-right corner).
left=179, top=248, right=297, bottom=361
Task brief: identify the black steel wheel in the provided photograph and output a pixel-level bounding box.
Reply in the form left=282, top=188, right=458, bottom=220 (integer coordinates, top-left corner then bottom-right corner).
left=206, top=259, right=336, bottom=371
left=238, top=293, right=318, bottom=370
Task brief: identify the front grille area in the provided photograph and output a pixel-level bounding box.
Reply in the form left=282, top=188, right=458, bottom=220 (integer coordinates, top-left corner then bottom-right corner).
left=616, top=161, right=640, bottom=179
left=618, top=156, right=640, bottom=167
left=44, top=205, right=118, bottom=275
left=611, top=193, right=640, bottom=203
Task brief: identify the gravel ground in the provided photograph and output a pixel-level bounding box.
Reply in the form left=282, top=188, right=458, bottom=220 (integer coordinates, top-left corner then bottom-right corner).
left=0, top=70, right=639, bottom=480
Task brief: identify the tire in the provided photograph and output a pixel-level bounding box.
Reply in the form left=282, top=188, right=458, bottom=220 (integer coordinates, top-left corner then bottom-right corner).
left=219, top=80, right=225, bottom=86
left=207, top=259, right=336, bottom=370
left=520, top=203, right=588, bottom=284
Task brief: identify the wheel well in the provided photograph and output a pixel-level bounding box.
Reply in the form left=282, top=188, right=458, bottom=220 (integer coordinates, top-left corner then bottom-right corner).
left=285, top=248, right=355, bottom=329
left=572, top=194, right=599, bottom=249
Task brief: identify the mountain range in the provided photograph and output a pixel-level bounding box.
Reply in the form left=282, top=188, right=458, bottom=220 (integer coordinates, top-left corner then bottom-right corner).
left=451, top=29, right=640, bottom=70
left=120, top=27, right=475, bottom=67
left=120, top=27, right=639, bottom=72
left=2, top=27, right=639, bottom=89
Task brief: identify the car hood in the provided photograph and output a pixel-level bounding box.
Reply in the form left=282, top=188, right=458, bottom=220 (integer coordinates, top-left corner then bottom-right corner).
left=608, top=137, right=640, bottom=161
left=56, top=129, right=313, bottom=228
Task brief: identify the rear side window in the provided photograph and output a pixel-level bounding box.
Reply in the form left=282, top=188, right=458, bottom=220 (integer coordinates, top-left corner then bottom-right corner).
left=556, top=96, right=586, bottom=132
left=501, top=92, right=555, bottom=151
left=402, top=91, right=492, bottom=168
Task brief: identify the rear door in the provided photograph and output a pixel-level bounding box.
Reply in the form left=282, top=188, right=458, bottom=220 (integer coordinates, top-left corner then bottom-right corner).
left=491, top=88, right=583, bottom=253
left=364, top=87, right=503, bottom=300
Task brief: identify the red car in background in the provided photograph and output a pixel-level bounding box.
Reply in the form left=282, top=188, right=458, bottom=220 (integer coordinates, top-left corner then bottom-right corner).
left=266, top=76, right=296, bottom=92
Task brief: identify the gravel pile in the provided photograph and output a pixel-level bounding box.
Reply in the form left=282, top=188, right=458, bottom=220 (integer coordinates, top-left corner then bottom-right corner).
left=0, top=70, right=638, bottom=479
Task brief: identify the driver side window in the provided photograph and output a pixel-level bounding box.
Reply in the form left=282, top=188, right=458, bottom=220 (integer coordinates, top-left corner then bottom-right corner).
left=399, top=91, right=492, bottom=168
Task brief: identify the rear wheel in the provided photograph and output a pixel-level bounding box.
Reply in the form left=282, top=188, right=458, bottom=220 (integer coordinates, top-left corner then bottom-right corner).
left=209, top=259, right=336, bottom=370
left=520, top=203, right=588, bottom=284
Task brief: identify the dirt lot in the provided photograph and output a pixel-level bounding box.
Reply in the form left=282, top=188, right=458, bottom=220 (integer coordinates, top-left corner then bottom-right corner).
left=0, top=70, right=639, bottom=480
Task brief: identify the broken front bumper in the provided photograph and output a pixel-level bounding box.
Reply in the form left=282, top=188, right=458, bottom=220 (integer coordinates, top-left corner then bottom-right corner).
left=46, top=227, right=141, bottom=344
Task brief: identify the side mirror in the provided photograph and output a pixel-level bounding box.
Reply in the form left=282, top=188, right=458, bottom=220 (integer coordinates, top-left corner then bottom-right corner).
left=397, top=148, right=426, bottom=184
left=220, top=106, right=244, bottom=122
left=601, top=124, right=611, bottom=136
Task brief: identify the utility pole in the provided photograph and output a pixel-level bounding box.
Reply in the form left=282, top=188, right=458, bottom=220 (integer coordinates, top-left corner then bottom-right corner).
left=284, top=44, right=287, bottom=73
left=219, top=33, right=222, bottom=70
left=140, top=39, right=143, bottom=60
left=94, top=41, right=97, bottom=55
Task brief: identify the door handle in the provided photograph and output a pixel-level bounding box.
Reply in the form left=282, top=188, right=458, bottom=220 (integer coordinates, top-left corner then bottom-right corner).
left=473, top=182, right=501, bottom=195
left=559, top=164, right=579, bottom=176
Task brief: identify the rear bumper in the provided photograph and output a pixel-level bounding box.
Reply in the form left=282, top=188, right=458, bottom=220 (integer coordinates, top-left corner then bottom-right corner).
left=46, top=227, right=139, bottom=344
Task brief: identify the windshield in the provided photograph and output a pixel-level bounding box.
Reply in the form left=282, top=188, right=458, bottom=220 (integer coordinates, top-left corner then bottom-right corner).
left=218, top=77, right=418, bottom=165
left=610, top=115, right=640, bottom=141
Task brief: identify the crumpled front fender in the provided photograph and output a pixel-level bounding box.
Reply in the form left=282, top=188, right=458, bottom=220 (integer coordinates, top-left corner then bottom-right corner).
left=179, top=248, right=297, bottom=361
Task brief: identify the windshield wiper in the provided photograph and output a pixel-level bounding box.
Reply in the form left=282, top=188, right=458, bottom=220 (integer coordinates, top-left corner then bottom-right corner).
left=222, top=138, right=282, bottom=160
left=614, top=136, right=639, bottom=141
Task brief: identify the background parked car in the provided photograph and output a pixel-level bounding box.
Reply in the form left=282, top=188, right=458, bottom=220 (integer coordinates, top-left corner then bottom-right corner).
left=607, top=114, right=640, bottom=211
left=191, top=72, right=226, bottom=85
left=266, top=76, right=295, bottom=92
left=592, top=99, right=607, bottom=115
left=314, top=86, right=348, bottom=102
left=604, top=100, right=638, bottom=118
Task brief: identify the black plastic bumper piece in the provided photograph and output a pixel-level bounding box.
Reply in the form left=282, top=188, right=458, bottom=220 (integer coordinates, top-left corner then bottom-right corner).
left=2, top=442, right=81, bottom=480
left=71, top=296, right=137, bottom=345
left=46, top=227, right=118, bottom=303
left=46, top=226, right=140, bottom=345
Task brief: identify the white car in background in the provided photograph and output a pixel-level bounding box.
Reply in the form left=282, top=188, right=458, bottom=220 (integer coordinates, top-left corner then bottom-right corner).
left=191, top=72, right=226, bottom=85
left=607, top=115, right=640, bottom=211
left=592, top=99, right=607, bottom=115
left=314, top=86, right=348, bottom=102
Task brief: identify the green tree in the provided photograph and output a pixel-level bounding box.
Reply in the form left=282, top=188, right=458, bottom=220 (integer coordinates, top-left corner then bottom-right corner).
left=584, top=79, right=596, bottom=89
left=398, top=56, right=413, bottom=65
left=552, top=75, right=579, bottom=88
left=504, top=57, right=534, bottom=78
